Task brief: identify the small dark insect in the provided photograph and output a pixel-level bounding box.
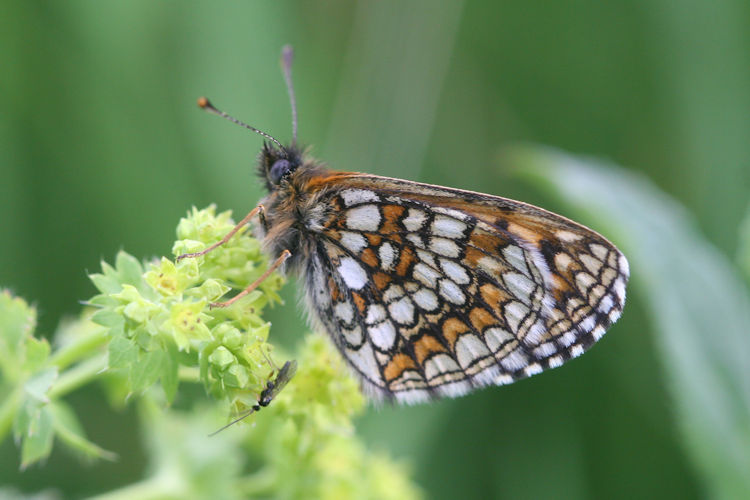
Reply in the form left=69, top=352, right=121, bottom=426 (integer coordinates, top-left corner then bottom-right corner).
left=209, top=360, right=298, bottom=436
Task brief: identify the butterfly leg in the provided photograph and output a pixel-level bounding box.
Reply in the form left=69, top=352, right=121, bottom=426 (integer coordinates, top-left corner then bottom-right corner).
left=209, top=249, right=292, bottom=308
left=176, top=205, right=266, bottom=262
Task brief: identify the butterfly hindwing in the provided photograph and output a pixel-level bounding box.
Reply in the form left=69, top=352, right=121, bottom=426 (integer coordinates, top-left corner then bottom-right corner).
left=302, top=174, right=629, bottom=404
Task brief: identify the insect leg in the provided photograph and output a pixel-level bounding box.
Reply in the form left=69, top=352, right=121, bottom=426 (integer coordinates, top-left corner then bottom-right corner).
left=209, top=249, right=292, bottom=308
left=257, top=204, right=268, bottom=232
left=176, top=205, right=262, bottom=262
left=259, top=344, right=279, bottom=373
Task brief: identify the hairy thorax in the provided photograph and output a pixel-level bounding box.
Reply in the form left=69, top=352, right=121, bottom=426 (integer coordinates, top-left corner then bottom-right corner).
left=256, top=163, right=338, bottom=274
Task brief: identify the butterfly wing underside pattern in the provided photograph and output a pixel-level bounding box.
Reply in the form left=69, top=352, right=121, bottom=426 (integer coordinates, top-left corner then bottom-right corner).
left=303, top=175, right=629, bottom=404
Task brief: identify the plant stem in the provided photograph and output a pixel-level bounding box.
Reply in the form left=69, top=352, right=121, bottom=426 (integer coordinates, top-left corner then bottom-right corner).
left=50, top=327, right=109, bottom=370
left=48, top=355, right=107, bottom=399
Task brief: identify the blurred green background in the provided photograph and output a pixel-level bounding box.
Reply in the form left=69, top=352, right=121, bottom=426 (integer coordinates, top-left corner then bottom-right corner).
left=2, top=1, right=749, bottom=498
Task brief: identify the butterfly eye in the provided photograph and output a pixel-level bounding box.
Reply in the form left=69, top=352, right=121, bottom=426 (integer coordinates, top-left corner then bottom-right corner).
left=269, top=159, right=291, bottom=185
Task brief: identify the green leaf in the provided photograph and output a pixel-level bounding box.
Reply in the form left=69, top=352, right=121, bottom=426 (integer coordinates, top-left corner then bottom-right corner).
left=129, top=350, right=165, bottom=394
left=0, top=387, right=22, bottom=443
left=108, top=334, right=139, bottom=370
left=22, top=337, right=50, bottom=373
left=49, top=401, right=116, bottom=461
left=24, top=368, right=57, bottom=403
left=88, top=272, right=123, bottom=295
left=0, top=291, right=36, bottom=374
left=515, top=146, right=750, bottom=500
left=115, top=250, right=145, bottom=288
left=91, top=308, right=125, bottom=328
left=20, top=404, right=54, bottom=469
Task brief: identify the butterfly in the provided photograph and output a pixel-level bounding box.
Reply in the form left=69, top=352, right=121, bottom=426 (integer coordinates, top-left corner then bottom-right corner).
left=209, top=360, right=298, bottom=436
left=179, top=46, right=629, bottom=405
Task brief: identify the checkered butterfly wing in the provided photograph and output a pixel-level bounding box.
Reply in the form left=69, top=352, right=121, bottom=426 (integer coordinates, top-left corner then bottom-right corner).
left=305, top=174, right=629, bottom=404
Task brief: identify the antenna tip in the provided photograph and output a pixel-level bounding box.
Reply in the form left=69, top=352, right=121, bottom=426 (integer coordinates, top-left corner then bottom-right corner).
left=197, top=96, right=211, bottom=109
left=281, top=45, right=294, bottom=66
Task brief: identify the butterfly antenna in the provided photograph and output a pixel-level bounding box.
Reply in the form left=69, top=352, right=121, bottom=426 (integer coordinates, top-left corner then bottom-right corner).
left=281, top=45, right=298, bottom=144
left=197, top=97, right=284, bottom=150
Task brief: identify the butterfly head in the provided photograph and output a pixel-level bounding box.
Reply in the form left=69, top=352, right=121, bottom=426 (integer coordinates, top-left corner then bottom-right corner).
left=258, top=142, right=304, bottom=191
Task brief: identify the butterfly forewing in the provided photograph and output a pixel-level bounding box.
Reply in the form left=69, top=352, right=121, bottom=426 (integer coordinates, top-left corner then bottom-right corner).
left=302, top=174, right=628, bottom=404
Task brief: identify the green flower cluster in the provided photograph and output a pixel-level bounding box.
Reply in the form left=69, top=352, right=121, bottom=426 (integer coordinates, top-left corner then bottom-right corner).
left=0, top=205, right=422, bottom=499
left=89, top=205, right=284, bottom=412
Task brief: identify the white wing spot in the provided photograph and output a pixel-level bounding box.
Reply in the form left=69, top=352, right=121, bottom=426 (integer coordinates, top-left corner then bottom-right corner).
left=524, top=363, right=543, bottom=376
left=379, top=243, right=396, bottom=271
left=613, top=278, right=626, bottom=303
left=406, top=234, right=426, bottom=249
left=388, top=297, right=415, bottom=324
left=383, top=284, right=405, bottom=302
left=369, top=321, right=397, bottom=351
left=341, top=189, right=380, bottom=206
left=365, top=304, right=386, bottom=325
left=484, top=327, right=514, bottom=351
left=455, top=334, right=491, bottom=369
left=414, top=263, right=440, bottom=287
left=346, top=205, right=381, bottom=231
left=430, top=237, right=460, bottom=257
left=556, top=230, right=582, bottom=242
left=413, top=288, right=439, bottom=311
left=560, top=331, right=577, bottom=347
left=334, top=301, right=354, bottom=324
left=431, top=215, right=467, bottom=239
left=590, top=243, right=609, bottom=260
left=345, top=342, right=382, bottom=384
left=338, top=257, right=368, bottom=290
left=439, top=279, right=466, bottom=305
left=496, top=373, right=514, bottom=385
left=503, top=245, right=528, bottom=273
left=548, top=355, right=563, bottom=368
left=524, top=321, right=546, bottom=345
left=431, top=206, right=470, bottom=221
left=575, top=272, right=596, bottom=292
left=340, top=232, right=367, bottom=253
left=416, top=249, right=437, bottom=268
left=504, top=272, right=536, bottom=303
left=554, top=253, right=573, bottom=272
left=423, top=353, right=461, bottom=380
left=592, top=325, right=606, bottom=341
left=439, top=258, right=470, bottom=284
left=597, top=295, right=614, bottom=314
left=619, top=254, right=630, bottom=277
left=570, top=344, right=585, bottom=357
left=402, top=208, right=426, bottom=232
left=504, top=301, right=529, bottom=333
left=341, top=326, right=363, bottom=345
left=500, top=349, right=528, bottom=371
left=580, top=253, right=603, bottom=274
left=532, top=342, right=557, bottom=358
left=579, top=314, right=596, bottom=332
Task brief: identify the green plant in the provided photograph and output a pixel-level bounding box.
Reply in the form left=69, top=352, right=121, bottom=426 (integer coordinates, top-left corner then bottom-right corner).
left=0, top=206, right=421, bottom=500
